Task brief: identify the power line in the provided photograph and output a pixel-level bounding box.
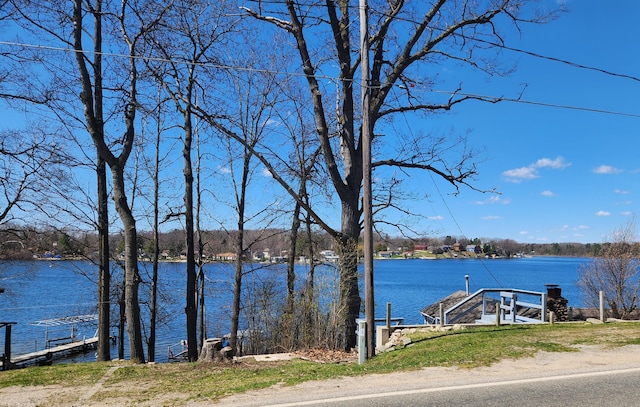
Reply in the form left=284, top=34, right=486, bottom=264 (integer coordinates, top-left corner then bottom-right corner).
left=395, top=96, right=503, bottom=287
left=467, top=36, right=640, bottom=84
left=1, top=34, right=639, bottom=120
left=427, top=90, right=640, bottom=118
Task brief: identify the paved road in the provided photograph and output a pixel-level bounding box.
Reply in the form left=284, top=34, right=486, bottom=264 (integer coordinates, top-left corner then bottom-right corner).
left=251, top=367, right=640, bottom=407
left=217, top=346, right=640, bottom=407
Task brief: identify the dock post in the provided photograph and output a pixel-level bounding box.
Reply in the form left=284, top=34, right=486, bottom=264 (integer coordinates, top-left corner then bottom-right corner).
left=386, top=302, right=391, bottom=329
left=599, top=291, right=605, bottom=322
left=2, top=323, right=14, bottom=370
left=439, top=303, right=444, bottom=327
left=495, top=305, right=501, bottom=326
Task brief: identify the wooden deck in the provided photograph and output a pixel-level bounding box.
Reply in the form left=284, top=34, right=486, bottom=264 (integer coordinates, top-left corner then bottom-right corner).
left=1, top=337, right=98, bottom=369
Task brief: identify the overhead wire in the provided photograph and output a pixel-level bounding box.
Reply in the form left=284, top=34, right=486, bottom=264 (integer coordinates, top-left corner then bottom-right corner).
left=0, top=33, right=639, bottom=119
left=396, top=104, right=504, bottom=287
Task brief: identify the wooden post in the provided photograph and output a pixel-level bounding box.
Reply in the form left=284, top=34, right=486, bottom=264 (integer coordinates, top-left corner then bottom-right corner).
left=1, top=322, right=15, bottom=370
left=599, top=290, right=605, bottom=322
left=439, top=303, right=444, bottom=327
left=386, top=302, right=391, bottom=329
left=549, top=311, right=555, bottom=325
left=4, top=323, right=11, bottom=368
left=360, top=0, right=375, bottom=360
left=495, top=305, right=501, bottom=326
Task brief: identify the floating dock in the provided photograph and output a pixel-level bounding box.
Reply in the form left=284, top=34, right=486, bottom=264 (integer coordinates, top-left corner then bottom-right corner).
left=1, top=314, right=99, bottom=370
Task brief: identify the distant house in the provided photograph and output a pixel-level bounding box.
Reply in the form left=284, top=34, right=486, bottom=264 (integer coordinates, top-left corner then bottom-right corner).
left=320, top=250, right=339, bottom=262
left=216, top=252, right=237, bottom=261
left=377, top=250, right=398, bottom=258
left=413, top=244, right=428, bottom=251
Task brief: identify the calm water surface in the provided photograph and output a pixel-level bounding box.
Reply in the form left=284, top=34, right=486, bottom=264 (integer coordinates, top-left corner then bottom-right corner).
left=374, top=256, right=587, bottom=324
left=0, top=256, right=589, bottom=362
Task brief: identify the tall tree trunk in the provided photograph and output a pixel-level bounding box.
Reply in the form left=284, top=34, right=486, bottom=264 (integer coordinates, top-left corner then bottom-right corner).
left=148, top=101, right=161, bottom=363
left=118, top=284, right=125, bottom=360
left=303, top=211, right=316, bottom=346
left=196, top=126, right=206, bottom=349
left=338, top=196, right=362, bottom=351
left=286, top=204, right=300, bottom=308
left=73, top=0, right=144, bottom=363
left=148, top=221, right=159, bottom=362
left=283, top=201, right=301, bottom=349
left=183, top=104, right=198, bottom=361
left=111, top=167, right=145, bottom=363
left=197, top=265, right=205, bottom=346
left=96, top=157, right=110, bottom=361
left=230, top=152, right=250, bottom=355
left=230, top=226, right=244, bottom=355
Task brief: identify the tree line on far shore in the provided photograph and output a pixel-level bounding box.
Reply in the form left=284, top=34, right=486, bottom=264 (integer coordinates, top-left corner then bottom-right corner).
left=0, top=226, right=613, bottom=261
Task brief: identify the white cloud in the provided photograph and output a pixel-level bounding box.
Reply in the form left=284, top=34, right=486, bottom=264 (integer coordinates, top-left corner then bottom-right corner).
left=473, top=195, right=511, bottom=205
left=595, top=210, right=611, bottom=217
left=541, top=190, right=555, bottom=197
left=264, top=118, right=280, bottom=127
left=261, top=167, right=272, bottom=177
left=621, top=211, right=633, bottom=216
left=593, top=165, right=623, bottom=174
left=535, top=157, right=571, bottom=169
left=502, top=156, right=570, bottom=183
left=219, top=166, right=231, bottom=174
left=614, top=189, right=630, bottom=194
left=428, top=215, right=444, bottom=220
left=519, top=231, right=528, bottom=235
left=482, top=215, right=501, bottom=220
left=502, top=167, right=538, bottom=183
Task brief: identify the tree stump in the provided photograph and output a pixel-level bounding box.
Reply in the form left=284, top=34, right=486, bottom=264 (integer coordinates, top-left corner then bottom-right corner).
left=199, top=338, right=233, bottom=362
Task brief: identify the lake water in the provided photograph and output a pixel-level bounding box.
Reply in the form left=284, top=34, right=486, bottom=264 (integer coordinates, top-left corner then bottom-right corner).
left=0, top=256, right=589, bottom=363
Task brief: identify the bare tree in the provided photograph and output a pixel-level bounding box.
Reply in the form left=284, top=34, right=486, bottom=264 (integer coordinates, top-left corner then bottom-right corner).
left=223, top=84, right=273, bottom=355
left=0, top=128, right=67, bottom=225
left=143, top=0, right=237, bottom=361
left=1, top=0, right=114, bottom=359
left=578, top=218, right=640, bottom=320
left=71, top=0, right=169, bottom=363
left=241, top=0, right=556, bottom=350
left=273, top=84, right=324, bottom=349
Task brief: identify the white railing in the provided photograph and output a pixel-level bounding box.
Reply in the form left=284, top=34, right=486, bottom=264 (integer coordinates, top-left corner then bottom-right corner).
left=439, top=288, right=547, bottom=325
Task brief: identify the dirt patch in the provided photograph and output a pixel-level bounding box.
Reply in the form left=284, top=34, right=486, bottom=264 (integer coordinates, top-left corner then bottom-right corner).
left=293, top=348, right=357, bottom=363
left=0, top=384, right=89, bottom=407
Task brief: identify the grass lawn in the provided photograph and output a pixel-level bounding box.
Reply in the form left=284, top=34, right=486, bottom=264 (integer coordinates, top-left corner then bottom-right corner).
left=1, top=322, right=640, bottom=405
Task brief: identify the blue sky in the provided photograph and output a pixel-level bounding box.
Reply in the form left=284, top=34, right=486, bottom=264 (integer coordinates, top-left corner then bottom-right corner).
left=391, top=0, right=640, bottom=244
left=1, top=1, right=638, bottom=245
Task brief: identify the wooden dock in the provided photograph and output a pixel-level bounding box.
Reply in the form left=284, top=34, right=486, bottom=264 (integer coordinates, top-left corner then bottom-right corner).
left=1, top=337, right=98, bottom=369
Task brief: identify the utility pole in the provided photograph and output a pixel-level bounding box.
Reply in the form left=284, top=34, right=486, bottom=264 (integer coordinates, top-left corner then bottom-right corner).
left=360, top=0, right=375, bottom=359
